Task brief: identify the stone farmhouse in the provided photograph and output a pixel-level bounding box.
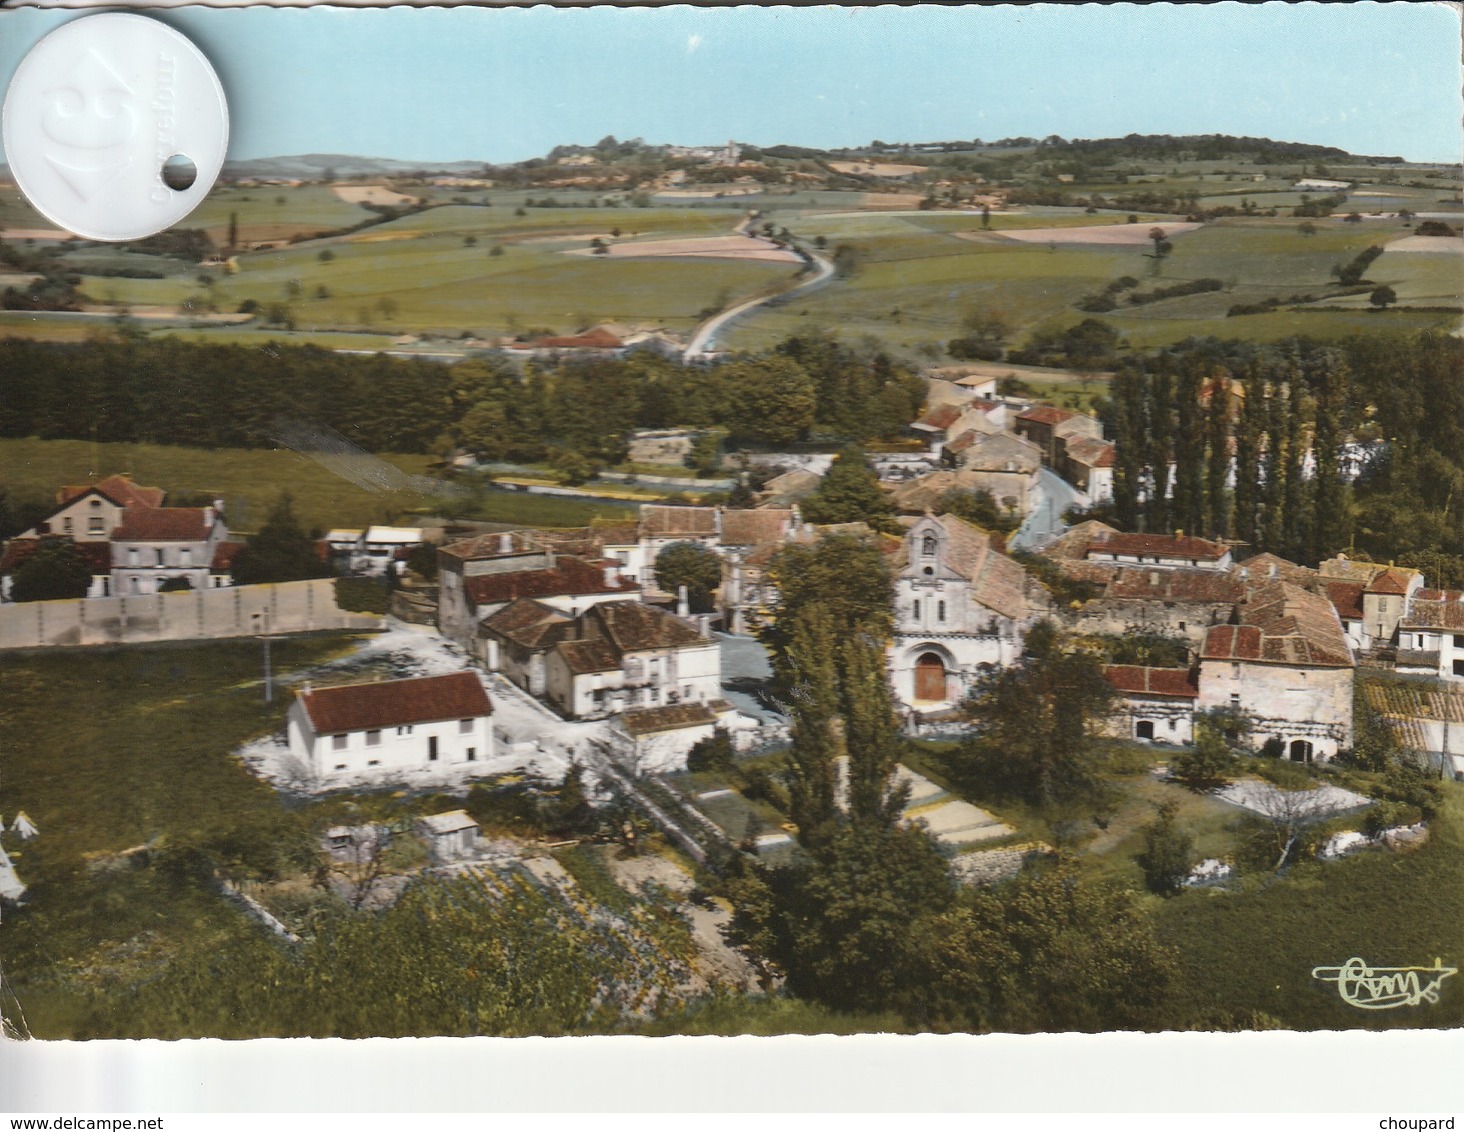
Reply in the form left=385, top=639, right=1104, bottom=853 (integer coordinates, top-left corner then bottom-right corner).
left=480, top=598, right=721, bottom=720
left=889, top=514, right=1042, bottom=711
left=1102, top=665, right=1199, bottom=745
left=942, top=432, right=1044, bottom=515
left=1, top=474, right=242, bottom=599
left=1013, top=405, right=1103, bottom=465
left=1198, top=581, right=1355, bottom=762
left=287, top=671, right=494, bottom=782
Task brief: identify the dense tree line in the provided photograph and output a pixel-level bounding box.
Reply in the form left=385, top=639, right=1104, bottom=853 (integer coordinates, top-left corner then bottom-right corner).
left=1102, top=332, right=1463, bottom=572
left=0, top=330, right=923, bottom=466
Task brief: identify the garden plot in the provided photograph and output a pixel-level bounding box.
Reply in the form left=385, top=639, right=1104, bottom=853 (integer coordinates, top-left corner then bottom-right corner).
left=565, top=235, right=801, bottom=263
left=1215, top=779, right=1370, bottom=820
left=982, top=222, right=1204, bottom=245
left=332, top=184, right=417, bottom=206
left=1383, top=235, right=1464, bottom=253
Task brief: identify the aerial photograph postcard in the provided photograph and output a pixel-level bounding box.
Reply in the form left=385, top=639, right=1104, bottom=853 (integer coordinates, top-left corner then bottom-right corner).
left=0, top=2, right=1460, bottom=1044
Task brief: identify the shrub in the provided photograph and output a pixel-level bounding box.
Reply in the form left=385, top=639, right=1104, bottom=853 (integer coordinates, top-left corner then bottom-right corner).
left=686, top=729, right=736, bottom=774
left=1260, top=735, right=1286, bottom=759
left=1169, top=727, right=1233, bottom=789
left=1251, top=757, right=1315, bottom=791
left=1135, top=801, right=1195, bottom=896
left=1362, top=800, right=1421, bottom=839
left=333, top=576, right=389, bottom=614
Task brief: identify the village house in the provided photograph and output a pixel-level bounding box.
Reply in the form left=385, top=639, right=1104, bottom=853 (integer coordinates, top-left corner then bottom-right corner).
left=1103, top=665, right=1199, bottom=745
left=911, top=402, right=1000, bottom=458
left=1059, top=435, right=1116, bottom=503
left=110, top=505, right=233, bottom=596
left=1395, top=588, right=1464, bottom=680
left=286, top=670, right=495, bottom=782
left=610, top=703, right=724, bottom=775
left=716, top=508, right=801, bottom=634
left=943, top=432, right=1043, bottom=515
left=1061, top=567, right=1246, bottom=651
left=541, top=600, right=722, bottom=719
left=1196, top=581, right=1355, bottom=762
left=1083, top=531, right=1233, bottom=572
left=1013, top=406, right=1102, bottom=464
left=889, top=514, right=1040, bottom=710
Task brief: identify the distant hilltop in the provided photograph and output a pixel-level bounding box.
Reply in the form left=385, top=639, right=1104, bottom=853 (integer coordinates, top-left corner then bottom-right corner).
left=220, top=154, right=489, bottom=180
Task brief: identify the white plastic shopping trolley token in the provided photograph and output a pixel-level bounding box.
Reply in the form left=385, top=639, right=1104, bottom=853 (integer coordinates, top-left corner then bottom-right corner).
left=2, top=13, right=228, bottom=241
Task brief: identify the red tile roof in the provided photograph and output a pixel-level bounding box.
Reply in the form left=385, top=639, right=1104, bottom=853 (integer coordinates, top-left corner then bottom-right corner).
left=1323, top=581, right=1365, bottom=621
left=211, top=541, right=245, bottom=572
left=0, top=537, right=111, bottom=575
left=58, top=474, right=165, bottom=510
left=1063, top=435, right=1116, bottom=469
left=1417, top=589, right=1464, bottom=603
left=1400, top=598, right=1464, bottom=632
left=617, top=702, right=718, bottom=736
left=112, top=507, right=213, bottom=543
left=480, top=598, right=574, bottom=650
left=299, top=671, right=491, bottom=734
left=1365, top=568, right=1414, bottom=595
left=555, top=638, right=621, bottom=675
left=1015, top=405, right=1075, bottom=426
left=639, top=505, right=719, bottom=539
left=1087, top=532, right=1229, bottom=561
left=588, top=600, right=708, bottom=652
left=914, top=403, right=964, bottom=432
left=1104, top=567, right=1245, bottom=604
left=1104, top=665, right=1199, bottom=699
left=1203, top=581, right=1353, bottom=667
left=463, top=555, right=633, bottom=608
left=1201, top=624, right=1264, bottom=662
left=720, top=508, right=793, bottom=547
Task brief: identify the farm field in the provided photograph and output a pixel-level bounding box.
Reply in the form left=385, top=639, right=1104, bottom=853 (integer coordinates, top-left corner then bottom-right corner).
left=0, top=438, right=631, bottom=531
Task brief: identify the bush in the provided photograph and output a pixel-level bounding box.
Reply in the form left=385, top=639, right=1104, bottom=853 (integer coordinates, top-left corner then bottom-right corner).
left=1362, top=800, right=1421, bottom=839
left=1135, top=801, right=1195, bottom=896
left=686, top=729, right=736, bottom=774
left=946, top=337, right=1003, bottom=361
left=1169, top=727, right=1233, bottom=789
left=1260, top=735, right=1286, bottom=759
left=333, top=577, right=389, bottom=614
left=1251, top=757, right=1315, bottom=791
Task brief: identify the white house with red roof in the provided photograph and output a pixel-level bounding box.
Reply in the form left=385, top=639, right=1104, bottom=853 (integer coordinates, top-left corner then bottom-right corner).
left=110, top=505, right=231, bottom=596
left=1103, top=665, right=1199, bottom=745
left=286, top=670, right=494, bottom=782
left=1083, top=531, right=1233, bottom=572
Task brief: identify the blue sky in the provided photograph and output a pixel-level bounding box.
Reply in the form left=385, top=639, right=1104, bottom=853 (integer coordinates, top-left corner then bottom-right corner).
left=2, top=4, right=1460, bottom=165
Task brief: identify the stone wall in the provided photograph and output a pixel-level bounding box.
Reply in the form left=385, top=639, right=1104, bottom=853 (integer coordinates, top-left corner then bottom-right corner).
left=0, top=579, right=381, bottom=650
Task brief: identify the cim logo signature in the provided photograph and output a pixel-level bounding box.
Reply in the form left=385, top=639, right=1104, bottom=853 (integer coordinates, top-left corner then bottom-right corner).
left=1312, top=957, right=1457, bottom=1010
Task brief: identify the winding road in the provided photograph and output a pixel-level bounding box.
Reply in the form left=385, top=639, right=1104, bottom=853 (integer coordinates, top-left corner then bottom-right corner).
left=683, top=216, right=836, bottom=358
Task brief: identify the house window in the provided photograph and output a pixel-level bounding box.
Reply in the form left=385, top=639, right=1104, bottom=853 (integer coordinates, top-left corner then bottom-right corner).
left=427, top=736, right=439, bottom=762
left=912, top=600, right=921, bottom=620
left=1454, top=635, right=1464, bottom=650
left=1178, top=622, right=1186, bottom=633
left=365, top=730, right=381, bottom=747
left=922, top=536, right=937, bottom=557
left=88, top=517, right=104, bottom=534
left=179, top=548, right=191, bottom=567
left=937, top=601, right=946, bottom=623
left=155, top=549, right=165, bottom=567
left=368, top=759, right=381, bottom=767
left=331, top=734, right=348, bottom=751
left=63, top=518, right=73, bottom=534
left=683, top=685, right=692, bottom=699
left=396, top=725, right=414, bottom=736
left=1168, top=719, right=1177, bottom=732
left=334, top=763, right=346, bottom=771
left=129, top=547, right=140, bottom=566
left=466, top=747, right=476, bottom=762
left=1230, top=693, right=1240, bottom=709
left=459, top=718, right=474, bottom=734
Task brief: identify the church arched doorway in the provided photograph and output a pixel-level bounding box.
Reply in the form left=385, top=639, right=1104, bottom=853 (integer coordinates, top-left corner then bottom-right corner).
left=914, top=652, right=948, bottom=702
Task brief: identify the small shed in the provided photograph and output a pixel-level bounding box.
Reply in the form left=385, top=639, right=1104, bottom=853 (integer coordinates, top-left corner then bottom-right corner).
left=416, top=810, right=481, bottom=861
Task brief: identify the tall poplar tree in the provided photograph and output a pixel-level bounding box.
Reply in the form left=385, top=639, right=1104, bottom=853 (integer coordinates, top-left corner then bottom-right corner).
left=838, top=622, right=907, bottom=825
left=1173, top=361, right=1206, bottom=537
left=781, top=604, right=843, bottom=846
left=1109, top=367, right=1146, bottom=531
left=1233, top=362, right=1266, bottom=547
left=1146, top=368, right=1175, bottom=534
left=1310, top=350, right=1350, bottom=563
left=1204, top=371, right=1232, bottom=539
left=1282, top=359, right=1311, bottom=562
left=1260, top=375, right=1290, bottom=553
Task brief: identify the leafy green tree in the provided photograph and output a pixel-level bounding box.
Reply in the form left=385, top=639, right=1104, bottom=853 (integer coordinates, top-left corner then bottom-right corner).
left=1173, top=361, right=1205, bottom=537
left=653, top=541, right=722, bottom=613
left=800, top=446, right=896, bottom=532
left=937, top=488, right=1019, bottom=533
left=1136, top=801, right=1195, bottom=896
left=1169, top=717, right=1235, bottom=789
left=230, top=494, right=333, bottom=585
left=9, top=537, right=93, bottom=602
left=955, top=625, right=1117, bottom=809
left=838, top=621, right=908, bottom=825
left=780, top=604, right=844, bottom=845
left=1203, top=372, right=1232, bottom=538
left=1369, top=285, right=1397, bottom=310
left=1146, top=367, right=1175, bottom=533
left=725, top=356, right=817, bottom=446
left=761, top=533, right=894, bottom=678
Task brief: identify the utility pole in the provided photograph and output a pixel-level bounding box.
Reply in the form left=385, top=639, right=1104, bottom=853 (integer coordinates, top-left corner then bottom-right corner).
left=260, top=608, right=274, bottom=704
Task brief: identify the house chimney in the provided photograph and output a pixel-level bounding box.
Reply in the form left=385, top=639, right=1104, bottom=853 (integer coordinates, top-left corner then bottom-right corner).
left=303, top=681, right=312, bottom=696
left=499, top=533, right=513, bottom=554
left=1240, top=567, right=1250, bottom=580
left=203, top=505, right=214, bottom=529
left=604, top=563, right=619, bottom=587
left=1269, top=563, right=1277, bottom=579
left=1174, top=529, right=1184, bottom=540
left=677, top=584, right=690, bottom=618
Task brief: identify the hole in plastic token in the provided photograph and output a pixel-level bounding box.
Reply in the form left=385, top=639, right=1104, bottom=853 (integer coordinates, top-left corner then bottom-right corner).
left=161, top=154, right=198, bottom=191
left=1, top=13, right=229, bottom=241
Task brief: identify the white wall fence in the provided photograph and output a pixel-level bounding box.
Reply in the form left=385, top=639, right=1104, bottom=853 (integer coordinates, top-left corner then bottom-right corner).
left=0, top=578, right=382, bottom=649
